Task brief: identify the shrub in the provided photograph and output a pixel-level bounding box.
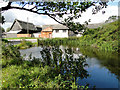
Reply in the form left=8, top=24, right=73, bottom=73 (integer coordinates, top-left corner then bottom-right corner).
left=15, top=40, right=33, bottom=49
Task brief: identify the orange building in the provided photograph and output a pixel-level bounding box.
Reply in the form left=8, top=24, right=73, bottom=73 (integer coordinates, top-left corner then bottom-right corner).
left=40, top=27, right=52, bottom=38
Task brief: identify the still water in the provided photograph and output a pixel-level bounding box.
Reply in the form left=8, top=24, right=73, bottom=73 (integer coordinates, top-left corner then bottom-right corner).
left=19, top=45, right=120, bottom=88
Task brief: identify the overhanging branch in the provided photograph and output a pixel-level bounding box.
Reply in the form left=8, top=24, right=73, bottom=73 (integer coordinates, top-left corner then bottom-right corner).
left=1, top=3, right=67, bottom=27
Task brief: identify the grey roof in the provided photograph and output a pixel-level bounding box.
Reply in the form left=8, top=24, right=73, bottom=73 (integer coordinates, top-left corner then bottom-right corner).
left=42, top=23, right=104, bottom=30
left=13, top=19, right=37, bottom=31
left=85, top=23, right=104, bottom=29
left=42, top=24, right=69, bottom=30
left=36, top=25, right=42, bottom=28
left=35, top=25, right=42, bottom=31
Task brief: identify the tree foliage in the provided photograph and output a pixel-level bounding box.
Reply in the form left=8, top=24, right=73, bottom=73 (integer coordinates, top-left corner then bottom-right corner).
left=1, top=1, right=110, bottom=33
left=6, top=27, right=10, bottom=32
left=0, top=14, right=5, bottom=24
left=105, top=15, right=118, bottom=23
left=0, top=26, right=5, bottom=33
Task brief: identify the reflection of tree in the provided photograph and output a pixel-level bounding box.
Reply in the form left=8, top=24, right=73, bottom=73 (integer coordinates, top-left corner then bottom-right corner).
left=79, top=46, right=120, bottom=79
left=40, top=46, right=89, bottom=83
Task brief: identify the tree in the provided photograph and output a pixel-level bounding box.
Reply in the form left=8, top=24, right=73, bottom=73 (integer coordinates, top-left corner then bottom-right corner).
left=0, top=26, right=5, bottom=33
left=0, top=14, right=5, bottom=24
left=105, top=15, right=118, bottom=23
left=1, top=1, right=110, bottom=33
left=6, top=27, right=10, bottom=32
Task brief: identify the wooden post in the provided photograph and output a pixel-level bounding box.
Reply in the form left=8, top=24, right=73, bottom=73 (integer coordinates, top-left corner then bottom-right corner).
left=27, top=17, right=29, bottom=34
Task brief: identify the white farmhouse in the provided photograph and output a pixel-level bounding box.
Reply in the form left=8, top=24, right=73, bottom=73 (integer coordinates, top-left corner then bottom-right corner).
left=52, top=24, right=69, bottom=38
left=41, top=24, right=69, bottom=38
left=41, top=24, right=87, bottom=38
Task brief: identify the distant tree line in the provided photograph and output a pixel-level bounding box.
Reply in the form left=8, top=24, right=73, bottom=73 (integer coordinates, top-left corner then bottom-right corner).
left=105, top=15, right=119, bottom=23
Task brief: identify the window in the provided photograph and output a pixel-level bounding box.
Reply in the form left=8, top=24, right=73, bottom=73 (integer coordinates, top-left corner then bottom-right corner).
left=55, top=30, right=59, bottom=33
left=63, top=30, right=66, bottom=32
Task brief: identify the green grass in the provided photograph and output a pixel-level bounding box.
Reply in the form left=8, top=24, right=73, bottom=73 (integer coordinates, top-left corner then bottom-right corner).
left=14, top=40, right=36, bottom=49
left=81, top=21, right=118, bottom=52
left=2, top=60, right=57, bottom=88
left=2, top=59, right=87, bottom=89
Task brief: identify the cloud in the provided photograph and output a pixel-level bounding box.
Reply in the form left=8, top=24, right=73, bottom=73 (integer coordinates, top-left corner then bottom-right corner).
left=0, top=2, right=8, bottom=7
left=1, top=8, right=58, bottom=29
left=73, top=5, right=118, bottom=24
left=2, top=9, right=17, bottom=22
left=1, top=22, right=12, bottom=30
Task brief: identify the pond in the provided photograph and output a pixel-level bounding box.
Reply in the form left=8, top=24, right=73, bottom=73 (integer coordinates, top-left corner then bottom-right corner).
left=19, top=45, right=120, bottom=89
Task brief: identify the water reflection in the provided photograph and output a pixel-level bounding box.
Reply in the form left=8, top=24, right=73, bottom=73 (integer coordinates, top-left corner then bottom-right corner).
left=79, top=46, right=120, bottom=79
left=19, top=45, right=119, bottom=88
left=9, top=41, right=21, bottom=45
left=78, top=46, right=119, bottom=88
left=40, top=46, right=89, bottom=80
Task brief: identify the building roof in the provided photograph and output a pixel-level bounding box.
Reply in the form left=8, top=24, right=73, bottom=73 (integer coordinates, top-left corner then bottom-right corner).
left=42, top=24, right=69, bottom=30
left=7, top=30, right=22, bottom=33
left=42, top=23, right=103, bottom=31
left=35, top=25, right=42, bottom=32
left=36, top=25, right=42, bottom=28
left=85, top=23, right=104, bottom=29
left=11, top=19, right=37, bottom=31
left=42, top=27, right=53, bottom=32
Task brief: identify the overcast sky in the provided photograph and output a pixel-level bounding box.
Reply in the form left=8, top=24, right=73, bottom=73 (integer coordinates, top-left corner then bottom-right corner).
left=0, top=0, right=119, bottom=30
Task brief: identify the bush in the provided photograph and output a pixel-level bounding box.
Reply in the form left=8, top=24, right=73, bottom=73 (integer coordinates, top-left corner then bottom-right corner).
left=15, top=40, right=34, bottom=49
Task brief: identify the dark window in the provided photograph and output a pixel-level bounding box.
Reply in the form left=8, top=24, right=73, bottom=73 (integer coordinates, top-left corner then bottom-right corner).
left=56, top=30, right=59, bottom=33
left=63, top=30, right=66, bottom=32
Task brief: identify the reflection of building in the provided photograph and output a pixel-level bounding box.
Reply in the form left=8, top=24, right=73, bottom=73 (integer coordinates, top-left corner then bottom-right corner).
left=7, top=19, right=42, bottom=38
left=59, top=45, right=83, bottom=60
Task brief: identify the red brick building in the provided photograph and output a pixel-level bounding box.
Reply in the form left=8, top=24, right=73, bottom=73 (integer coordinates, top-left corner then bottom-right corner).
left=40, top=27, right=52, bottom=38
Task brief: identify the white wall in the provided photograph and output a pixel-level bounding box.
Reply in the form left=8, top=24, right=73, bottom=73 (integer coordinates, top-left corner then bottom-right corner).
left=52, top=29, right=68, bottom=38
left=76, top=30, right=84, bottom=37
left=33, top=33, right=41, bottom=38
left=76, top=34, right=82, bottom=37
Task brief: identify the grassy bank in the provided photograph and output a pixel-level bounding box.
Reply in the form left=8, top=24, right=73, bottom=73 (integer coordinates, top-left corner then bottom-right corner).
left=38, top=21, right=119, bottom=52
left=81, top=21, right=118, bottom=52
left=2, top=38, right=37, bottom=49
left=78, top=46, right=120, bottom=78
left=14, top=40, right=37, bottom=49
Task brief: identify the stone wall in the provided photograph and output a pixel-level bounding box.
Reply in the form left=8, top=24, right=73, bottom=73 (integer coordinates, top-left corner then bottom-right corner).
left=7, top=33, right=17, bottom=38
